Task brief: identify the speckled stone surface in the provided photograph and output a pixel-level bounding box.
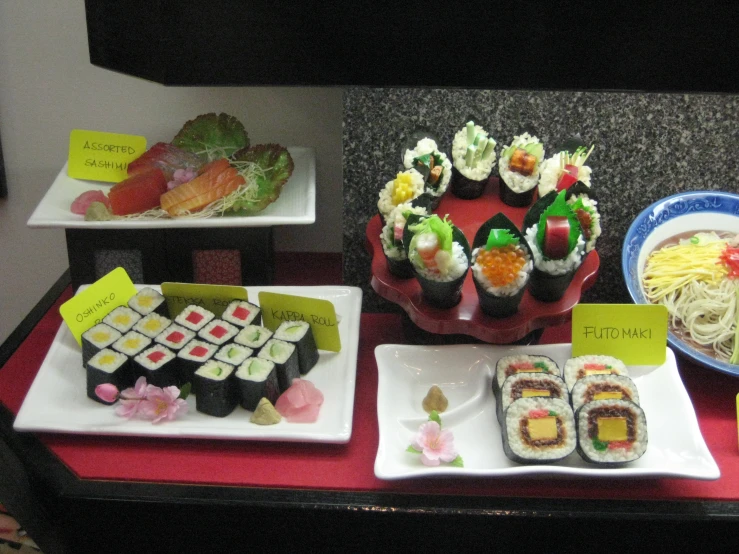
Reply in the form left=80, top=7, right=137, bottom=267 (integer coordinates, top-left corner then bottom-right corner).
left=343, top=89, right=738, bottom=312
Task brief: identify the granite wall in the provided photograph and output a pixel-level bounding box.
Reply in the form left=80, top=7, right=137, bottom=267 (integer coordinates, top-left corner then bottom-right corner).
left=343, top=89, right=738, bottom=312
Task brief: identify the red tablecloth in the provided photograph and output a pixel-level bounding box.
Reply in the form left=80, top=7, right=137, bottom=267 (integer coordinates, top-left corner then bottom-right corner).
left=1, top=284, right=738, bottom=502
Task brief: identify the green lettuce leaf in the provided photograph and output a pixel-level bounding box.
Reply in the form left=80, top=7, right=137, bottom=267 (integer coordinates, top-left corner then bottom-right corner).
left=172, top=112, right=250, bottom=162
left=226, top=144, right=295, bottom=215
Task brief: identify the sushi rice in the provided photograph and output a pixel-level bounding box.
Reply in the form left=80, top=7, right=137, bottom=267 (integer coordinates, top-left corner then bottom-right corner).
left=403, top=138, right=453, bottom=196
left=525, top=223, right=585, bottom=275
left=451, top=123, right=496, bottom=181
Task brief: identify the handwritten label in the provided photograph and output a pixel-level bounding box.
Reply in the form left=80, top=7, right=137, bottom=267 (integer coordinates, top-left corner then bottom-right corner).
left=59, top=267, right=137, bottom=345
left=161, top=282, right=248, bottom=319
left=258, top=292, right=341, bottom=352
left=572, top=304, right=668, bottom=365
left=68, top=129, right=147, bottom=182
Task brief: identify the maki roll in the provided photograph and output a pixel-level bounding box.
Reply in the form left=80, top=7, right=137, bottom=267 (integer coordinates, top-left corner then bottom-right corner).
left=498, top=133, right=545, bottom=207
left=214, top=343, right=253, bottom=367
left=258, top=339, right=300, bottom=392
left=380, top=203, right=428, bottom=279
left=403, top=137, right=453, bottom=209
left=193, top=360, right=238, bottom=417
left=127, top=286, right=168, bottom=317
left=274, top=320, right=319, bottom=375
left=103, top=306, right=141, bottom=334
left=576, top=399, right=648, bottom=464
left=496, top=372, right=568, bottom=425
left=537, top=145, right=594, bottom=197
left=177, top=339, right=218, bottom=386
left=81, top=323, right=122, bottom=366
left=133, top=344, right=178, bottom=388
left=471, top=213, right=533, bottom=318
left=564, top=355, right=629, bottom=391
left=501, top=397, right=576, bottom=464
left=155, top=323, right=195, bottom=352
left=221, top=300, right=261, bottom=328
left=493, top=354, right=560, bottom=398
left=450, top=121, right=497, bottom=199
left=377, top=169, right=426, bottom=223
left=86, top=348, right=131, bottom=404
left=112, top=331, right=152, bottom=359
left=235, top=357, right=280, bottom=411
left=571, top=374, right=640, bottom=412
left=524, top=190, right=586, bottom=302
left=175, top=305, right=215, bottom=332
left=133, top=313, right=172, bottom=339
left=197, top=319, right=239, bottom=347
left=403, top=213, right=470, bottom=309
left=234, top=324, right=273, bottom=350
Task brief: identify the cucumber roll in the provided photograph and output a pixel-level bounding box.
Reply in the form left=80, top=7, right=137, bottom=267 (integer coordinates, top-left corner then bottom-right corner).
left=377, top=169, right=426, bottom=223
left=112, top=331, right=152, bottom=359
left=564, top=355, right=629, bottom=392
left=155, top=323, right=195, bottom=352
left=81, top=323, right=121, bottom=367
left=496, top=372, right=569, bottom=426
left=450, top=121, right=497, bottom=199
left=576, top=399, right=648, bottom=464
left=193, top=360, right=238, bottom=417
left=127, top=286, right=168, bottom=317
left=403, top=213, right=470, bottom=309
left=493, top=354, right=560, bottom=398
left=177, top=339, right=217, bottom=386
left=214, top=343, right=253, bottom=367
left=133, top=313, right=171, bottom=339
left=537, top=145, right=594, bottom=197
left=133, top=345, right=178, bottom=388
left=197, top=319, right=239, bottom=346
left=174, top=305, right=215, bottom=332
left=274, top=320, right=319, bottom=375
left=571, top=374, right=640, bottom=412
left=234, top=325, right=273, bottom=350
left=380, top=203, right=428, bottom=279
left=501, top=397, right=576, bottom=464
left=103, top=306, right=141, bottom=334
left=235, top=357, right=280, bottom=411
left=258, top=339, right=300, bottom=392
left=221, top=300, right=261, bottom=328
left=498, top=133, right=545, bottom=207
left=403, top=137, right=453, bottom=209
left=86, top=348, right=131, bottom=404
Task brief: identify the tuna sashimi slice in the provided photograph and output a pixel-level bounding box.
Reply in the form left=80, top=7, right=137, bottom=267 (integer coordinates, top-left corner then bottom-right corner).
left=108, top=168, right=168, bottom=215
left=128, top=142, right=203, bottom=180
left=159, top=158, right=245, bottom=216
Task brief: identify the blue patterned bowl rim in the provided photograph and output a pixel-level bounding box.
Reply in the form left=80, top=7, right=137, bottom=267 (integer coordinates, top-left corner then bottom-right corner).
left=622, top=190, right=739, bottom=378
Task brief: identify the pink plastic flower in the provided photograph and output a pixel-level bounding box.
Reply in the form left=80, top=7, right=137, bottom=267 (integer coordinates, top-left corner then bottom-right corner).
left=114, top=377, right=149, bottom=419
left=411, top=421, right=458, bottom=466
left=138, top=386, right=188, bottom=424
left=95, top=383, right=120, bottom=404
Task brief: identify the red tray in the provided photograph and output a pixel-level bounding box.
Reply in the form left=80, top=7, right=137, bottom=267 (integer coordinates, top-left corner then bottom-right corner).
left=366, top=177, right=599, bottom=343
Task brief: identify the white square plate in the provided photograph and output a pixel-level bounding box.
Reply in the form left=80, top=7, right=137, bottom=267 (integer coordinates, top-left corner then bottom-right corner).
left=375, top=343, right=719, bottom=479
left=15, top=286, right=361, bottom=443
left=26, top=147, right=315, bottom=229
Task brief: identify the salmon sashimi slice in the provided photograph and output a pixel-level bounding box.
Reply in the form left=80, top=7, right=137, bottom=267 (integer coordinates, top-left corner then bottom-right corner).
left=160, top=158, right=245, bottom=216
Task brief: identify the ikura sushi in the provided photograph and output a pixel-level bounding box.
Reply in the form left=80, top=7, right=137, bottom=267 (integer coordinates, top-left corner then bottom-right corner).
left=86, top=348, right=131, bottom=404
left=493, top=354, right=561, bottom=397
left=197, top=319, right=239, bottom=346
left=564, top=355, right=629, bottom=391
left=128, top=287, right=168, bottom=317
left=193, top=360, right=238, bottom=417
left=103, top=306, right=142, bottom=334
left=176, top=339, right=218, bottom=386
left=175, top=305, right=215, bottom=332
left=450, top=121, right=497, bottom=199
left=214, top=343, right=253, bottom=367
left=154, top=323, right=195, bottom=352
left=273, top=320, right=319, bottom=375
left=221, top=300, right=261, bottom=328
left=571, top=374, right=640, bottom=412
left=108, top=168, right=168, bottom=216
left=377, top=169, right=426, bottom=223
left=81, top=323, right=122, bottom=366
left=234, top=325, right=273, bottom=350
left=403, top=214, right=470, bottom=309
left=111, top=331, right=152, bottom=359
left=258, top=339, right=300, bottom=392
left=235, top=357, right=280, bottom=411
left=496, top=372, right=569, bottom=426
left=471, top=214, right=533, bottom=318
left=133, top=313, right=171, bottom=339
left=501, top=397, right=576, bottom=464
left=524, top=190, right=586, bottom=302
left=498, top=133, right=545, bottom=207
left=132, top=344, right=178, bottom=388
left=537, top=145, right=594, bottom=197
left=576, top=399, right=648, bottom=464
left=380, top=203, right=428, bottom=278
left=403, top=137, right=453, bottom=209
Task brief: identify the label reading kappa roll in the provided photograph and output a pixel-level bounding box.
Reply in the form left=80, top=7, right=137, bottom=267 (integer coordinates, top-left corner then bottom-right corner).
left=258, top=292, right=341, bottom=352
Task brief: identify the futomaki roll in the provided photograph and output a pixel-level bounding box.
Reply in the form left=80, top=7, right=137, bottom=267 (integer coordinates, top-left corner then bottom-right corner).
left=133, top=313, right=171, bottom=339
left=498, top=133, right=544, bottom=207
left=214, top=343, right=253, bottom=367
left=81, top=323, right=122, bottom=366
left=177, top=339, right=217, bottom=386
left=127, top=287, right=168, bottom=317
left=103, top=306, right=141, bottom=334
left=197, top=319, right=239, bottom=347
left=133, top=345, right=178, bottom=388
left=403, top=137, right=453, bottom=209
left=570, top=374, right=640, bottom=412
left=496, top=372, right=568, bottom=426
left=86, top=348, right=131, bottom=404
left=493, top=354, right=560, bottom=398
left=576, top=399, right=648, bottom=464
left=450, top=121, right=497, bottom=199
left=377, top=169, right=426, bottom=223
left=564, top=355, right=629, bottom=392
left=234, top=325, right=273, bottom=350
left=380, top=203, right=428, bottom=279
left=502, top=397, right=576, bottom=464
left=274, top=320, right=319, bottom=375
left=193, top=360, right=238, bottom=417
left=175, top=305, right=215, bottom=332
left=258, top=339, right=300, bottom=392
left=155, top=323, right=195, bottom=352
left=235, top=357, right=280, bottom=411
left=112, top=331, right=151, bottom=359
left=221, top=300, right=261, bottom=328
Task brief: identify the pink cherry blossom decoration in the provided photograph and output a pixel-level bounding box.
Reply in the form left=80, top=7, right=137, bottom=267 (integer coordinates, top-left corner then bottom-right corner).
left=411, top=421, right=458, bottom=466
left=138, top=385, right=188, bottom=424
left=94, top=383, right=119, bottom=404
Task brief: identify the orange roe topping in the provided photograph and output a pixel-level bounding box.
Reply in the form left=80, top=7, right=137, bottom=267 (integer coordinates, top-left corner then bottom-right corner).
left=476, top=244, right=527, bottom=287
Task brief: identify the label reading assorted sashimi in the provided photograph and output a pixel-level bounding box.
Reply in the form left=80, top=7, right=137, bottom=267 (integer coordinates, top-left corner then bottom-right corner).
left=258, top=292, right=341, bottom=352
left=68, top=129, right=147, bottom=182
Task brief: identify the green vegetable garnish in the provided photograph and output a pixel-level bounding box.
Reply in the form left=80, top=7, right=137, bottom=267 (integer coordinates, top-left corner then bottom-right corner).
left=428, top=410, right=442, bottom=427
left=226, top=144, right=295, bottom=215
left=485, top=229, right=519, bottom=250
left=408, top=214, right=454, bottom=253
left=536, top=190, right=582, bottom=255
left=172, top=112, right=249, bottom=162
left=592, top=438, right=609, bottom=451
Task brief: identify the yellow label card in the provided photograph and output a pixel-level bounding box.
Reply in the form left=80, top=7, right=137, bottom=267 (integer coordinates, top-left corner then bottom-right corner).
left=161, top=283, right=248, bottom=319
left=68, top=129, right=147, bottom=182
left=60, top=267, right=137, bottom=345
left=258, top=292, right=341, bottom=352
left=572, top=304, right=668, bottom=365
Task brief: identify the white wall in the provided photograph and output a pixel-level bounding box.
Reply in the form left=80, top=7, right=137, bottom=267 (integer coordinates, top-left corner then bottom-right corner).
left=0, top=2, right=343, bottom=344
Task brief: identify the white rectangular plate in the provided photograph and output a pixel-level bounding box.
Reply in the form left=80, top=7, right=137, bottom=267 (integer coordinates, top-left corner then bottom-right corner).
left=15, top=286, right=361, bottom=443
left=27, top=147, right=315, bottom=229
left=375, top=343, right=719, bottom=480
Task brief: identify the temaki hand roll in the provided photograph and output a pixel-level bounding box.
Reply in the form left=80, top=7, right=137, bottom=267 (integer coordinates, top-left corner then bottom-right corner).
left=450, top=121, right=497, bottom=199
left=403, top=213, right=471, bottom=309
left=524, top=190, right=586, bottom=302
left=498, top=133, right=545, bottom=207
left=377, top=169, right=426, bottom=224
left=380, top=203, right=429, bottom=278
left=566, top=183, right=601, bottom=254
left=471, top=213, right=533, bottom=318
left=537, top=144, right=594, bottom=197
left=403, top=136, right=453, bottom=210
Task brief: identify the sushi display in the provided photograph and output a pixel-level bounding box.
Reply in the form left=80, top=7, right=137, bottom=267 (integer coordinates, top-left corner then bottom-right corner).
left=497, top=133, right=545, bottom=207
left=450, top=121, right=497, bottom=199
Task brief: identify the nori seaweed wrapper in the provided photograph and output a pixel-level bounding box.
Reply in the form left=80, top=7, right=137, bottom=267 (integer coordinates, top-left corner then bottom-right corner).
left=86, top=355, right=131, bottom=405
left=523, top=191, right=558, bottom=233
left=495, top=373, right=568, bottom=426
left=575, top=400, right=648, bottom=465
left=499, top=177, right=536, bottom=207
left=259, top=340, right=301, bottom=392
left=194, top=366, right=238, bottom=418
left=528, top=266, right=576, bottom=302
left=450, top=166, right=489, bottom=200
left=276, top=322, right=319, bottom=375
left=236, top=360, right=280, bottom=411
left=501, top=398, right=576, bottom=464
left=385, top=254, right=415, bottom=279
